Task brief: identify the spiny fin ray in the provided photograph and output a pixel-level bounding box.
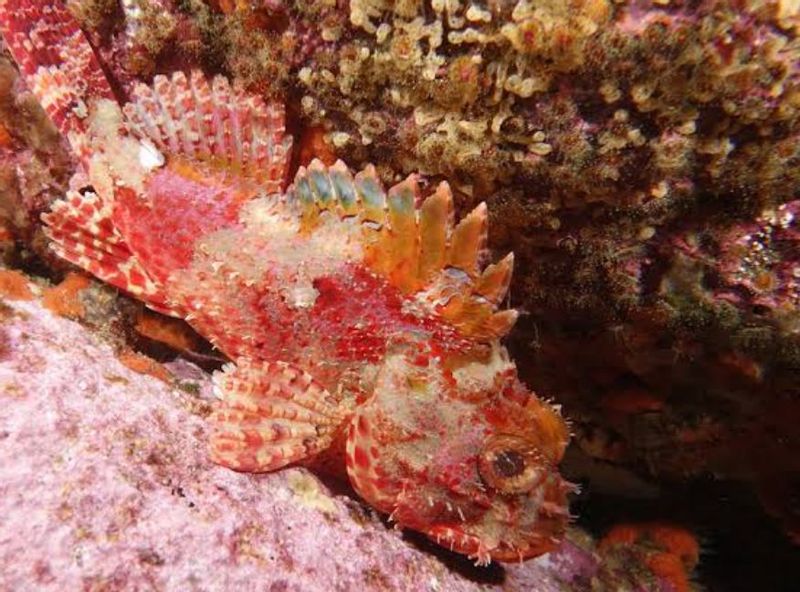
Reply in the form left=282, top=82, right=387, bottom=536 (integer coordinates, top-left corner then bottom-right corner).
left=449, top=202, right=488, bottom=278
left=286, top=159, right=518, bottom=341
left=41, top=189, right=181, bottom=317
left=476, top=253, right=514, bottom=305
left=123, top=70, right=293, bottom=193
left=386, top=176, right=420, bottom=293
left=418, top=182, right=454, bottom=283
left=210, top=360, right=346, bottom=472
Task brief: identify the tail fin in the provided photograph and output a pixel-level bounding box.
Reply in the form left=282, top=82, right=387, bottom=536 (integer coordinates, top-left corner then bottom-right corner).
left=0, top=0, right=115, bottom=157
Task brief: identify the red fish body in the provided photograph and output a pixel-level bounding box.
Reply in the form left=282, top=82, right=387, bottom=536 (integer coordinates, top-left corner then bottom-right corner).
left=1, top=0, right=572, bottom=563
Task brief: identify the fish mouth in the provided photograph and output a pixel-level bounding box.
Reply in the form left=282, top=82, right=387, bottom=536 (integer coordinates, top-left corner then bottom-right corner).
left=425, top=524, right=561, bottom=565
left=485, top=538, right=561, bottom=563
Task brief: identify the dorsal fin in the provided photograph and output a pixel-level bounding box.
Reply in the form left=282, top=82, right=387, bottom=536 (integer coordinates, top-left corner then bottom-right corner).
left=286, top=159, right=518, bottom=341
left=0, top=0, right=116, bottom=161
left=122, top=71, right=293, bottom=193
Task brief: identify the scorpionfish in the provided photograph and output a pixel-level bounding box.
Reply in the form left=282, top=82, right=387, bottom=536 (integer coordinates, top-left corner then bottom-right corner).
left=1, top=0, right=572, bottom=563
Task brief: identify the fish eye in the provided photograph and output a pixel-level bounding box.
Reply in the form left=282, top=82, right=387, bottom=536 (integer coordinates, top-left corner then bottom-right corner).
left=478, top=434, right=547, bottom=495
left=492, top=449, right=526, bottom=478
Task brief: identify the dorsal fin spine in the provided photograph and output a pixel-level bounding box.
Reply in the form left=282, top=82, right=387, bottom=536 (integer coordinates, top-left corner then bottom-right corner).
left=152, top=75, right=182, bottom=155
left=330, top=164, right=359, bottom=216
left=354, top=166, right=387, bottom=225
left=287, top=160, right=518, bottom=341
left=449, top=202, right=488, bottom=278
left=122, top=70, right=291, bottom=192
left=212, top=77, right=232, bottom=165
left=476, top=253, right=514, bottom=305
left=232, top=92, right=248, bottom=171
left=237, top=98, right=253, bottom=172
left=169, top=72, right=198, bottom=159
left=189, top=71, right=215, bottom=159
left=309, top=165, right=334, bottom=208
left=418, top=182, right=453, bottom=283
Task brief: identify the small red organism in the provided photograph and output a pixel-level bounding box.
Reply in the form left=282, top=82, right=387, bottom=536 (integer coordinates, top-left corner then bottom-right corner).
left=134, top=309, right=202, bottom=353
left=600, top=522, right=700, bottom=592
left=0, top=268, right=34, bottom=300
left=41, top=272, right=91, bottom=319
left=118, top=349, right=174, bottom=383
left=0, top=0, right=572, bottom=565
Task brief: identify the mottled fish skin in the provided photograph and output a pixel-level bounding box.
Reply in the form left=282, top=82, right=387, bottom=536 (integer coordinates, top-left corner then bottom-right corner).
left=0, top=0, right=573, bottom=564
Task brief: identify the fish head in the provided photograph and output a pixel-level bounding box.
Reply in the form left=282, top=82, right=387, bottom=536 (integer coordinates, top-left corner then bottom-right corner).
left=345, top=335, right=572, bottom=564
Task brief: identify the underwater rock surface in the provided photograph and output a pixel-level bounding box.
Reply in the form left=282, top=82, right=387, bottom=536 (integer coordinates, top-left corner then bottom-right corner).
left=0, top=287, right=674, bottom=591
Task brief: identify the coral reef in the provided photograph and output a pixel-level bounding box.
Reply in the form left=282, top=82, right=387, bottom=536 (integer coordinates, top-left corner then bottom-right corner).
left=0, top=0, right=797, bottom=577
left=0, top=267, right=33, bottom=300
left=300, top=1, right=800, bottom=205
left=600, top=522, right=700, bottom=592
left=0, top=288, right=678, bottom=591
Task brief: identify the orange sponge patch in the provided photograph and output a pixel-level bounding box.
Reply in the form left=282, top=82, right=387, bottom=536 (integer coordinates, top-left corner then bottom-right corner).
left=600, top=521, right=699, bottom=592
left=647, top=552, right=691, bottom=592
left=42, top=273, right=91, bottom=319
left=0, top=269, right=34, bottom=300
left=134, top=310, right=201, bottom=353
left=649, top=523, right=700, bottom=568
left=598, top=523, right=640, bottom=550
left=118, top=350, right=173, bottom=383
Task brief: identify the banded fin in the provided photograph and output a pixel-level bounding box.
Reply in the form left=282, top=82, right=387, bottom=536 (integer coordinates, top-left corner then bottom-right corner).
left=123, top=71, right=293, bottom=193
left=287, top=159, right=518, bottom=341
left=41, top=189, right=179, bottom=317
left=449, top=202, right=488, bottom=278
left=210, top=360, right=346, bottom=472
left=475, top=253, right=514, bottom=305
left=0, top=0, right=115, bottom=158
left=418, top=182, right=455, bottom=282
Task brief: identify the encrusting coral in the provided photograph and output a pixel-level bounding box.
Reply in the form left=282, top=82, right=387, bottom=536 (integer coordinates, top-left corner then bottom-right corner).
left=302, top=1, right=800, bottom=205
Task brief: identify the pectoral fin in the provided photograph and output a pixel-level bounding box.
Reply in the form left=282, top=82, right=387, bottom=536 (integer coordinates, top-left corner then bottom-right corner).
left=210, top=359, right=346, bottom=472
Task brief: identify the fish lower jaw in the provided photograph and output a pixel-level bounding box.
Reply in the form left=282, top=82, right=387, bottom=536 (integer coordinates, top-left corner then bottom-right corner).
left=424, top=523, right=562, bottom=565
